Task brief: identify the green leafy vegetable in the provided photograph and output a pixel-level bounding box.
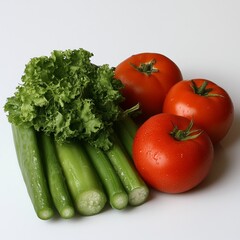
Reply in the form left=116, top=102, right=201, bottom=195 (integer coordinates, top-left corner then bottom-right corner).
left=4, top=48, right=124, bottom=150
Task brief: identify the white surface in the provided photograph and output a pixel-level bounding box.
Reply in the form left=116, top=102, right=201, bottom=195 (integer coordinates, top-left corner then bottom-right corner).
left=1, top=0, right=240, bottom=239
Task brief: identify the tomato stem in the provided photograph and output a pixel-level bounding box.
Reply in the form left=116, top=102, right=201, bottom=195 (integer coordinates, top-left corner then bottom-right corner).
left=130, top=59, right=159, bottom=76
left=191, top=80, right=223, bottom=97
left=170, top=120, right=203, bottom=141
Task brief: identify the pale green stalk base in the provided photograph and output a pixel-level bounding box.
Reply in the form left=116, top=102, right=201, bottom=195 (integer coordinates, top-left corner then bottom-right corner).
left=37, top=208, right=54, bottom=220
left=76, top=190, right=106, bottom=216
left=60, top=206, right=75, bottom=219
left=111, top=192, right=129, bottom=210
left=128, top=186, right=149, bottom=206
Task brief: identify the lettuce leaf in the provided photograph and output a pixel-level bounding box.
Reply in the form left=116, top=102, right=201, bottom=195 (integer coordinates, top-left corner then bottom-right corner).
left=4, top=48, right=124, bottom=150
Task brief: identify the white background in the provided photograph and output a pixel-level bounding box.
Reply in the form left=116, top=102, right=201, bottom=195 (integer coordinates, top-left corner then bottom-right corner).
left=1, top=0, right=240, bottom=239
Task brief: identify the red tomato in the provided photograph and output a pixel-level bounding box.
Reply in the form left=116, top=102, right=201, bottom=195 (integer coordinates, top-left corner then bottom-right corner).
left=115, top=53, right=182, bottom=121
left=133, top=113, right=214, bottom=193
left=163, top=79, right=234, bottom=144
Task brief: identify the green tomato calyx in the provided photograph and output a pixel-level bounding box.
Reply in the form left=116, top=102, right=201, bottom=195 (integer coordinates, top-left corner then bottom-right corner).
left=130, top=59, right=159, bottom=76
left=170, top=120, right=203, bottom=141
left=191, top=80, right=223, bottom=97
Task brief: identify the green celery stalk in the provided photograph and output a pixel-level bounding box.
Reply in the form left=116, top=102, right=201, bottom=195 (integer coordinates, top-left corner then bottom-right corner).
left=114, top=116, right=139, bottom=158
left=39, top=133, right=75, bottom=219
left=120, top=116, right=139, bottom=139
left=55, top=141, right=107, bottom=216
left=114, top=120, right=134, bottom=158
left=106, top=135, right=149, bottom=206
left=12, top=125, right=54, bottom=220
left=84, top=142, right=128, bottom=210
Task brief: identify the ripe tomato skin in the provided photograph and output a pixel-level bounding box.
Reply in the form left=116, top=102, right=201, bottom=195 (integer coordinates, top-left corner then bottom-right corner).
left=115, top=53, right=183, bottom=121
left=133, top=113, right=214, bottom=193
left=163, top=79, right=234, bottom=144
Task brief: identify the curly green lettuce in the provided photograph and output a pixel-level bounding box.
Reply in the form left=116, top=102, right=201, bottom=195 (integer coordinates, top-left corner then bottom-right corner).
left=4, top=48, right=124, bottom=150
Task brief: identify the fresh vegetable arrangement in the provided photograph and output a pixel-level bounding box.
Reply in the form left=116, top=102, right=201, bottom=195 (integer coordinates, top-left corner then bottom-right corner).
left=4, top=48, right=234, bottom=220
left=4, top=49, right=149, bottom=220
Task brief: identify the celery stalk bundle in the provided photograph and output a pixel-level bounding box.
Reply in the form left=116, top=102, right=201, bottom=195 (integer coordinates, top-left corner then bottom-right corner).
left=4, top=49, right=149, bottom=220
